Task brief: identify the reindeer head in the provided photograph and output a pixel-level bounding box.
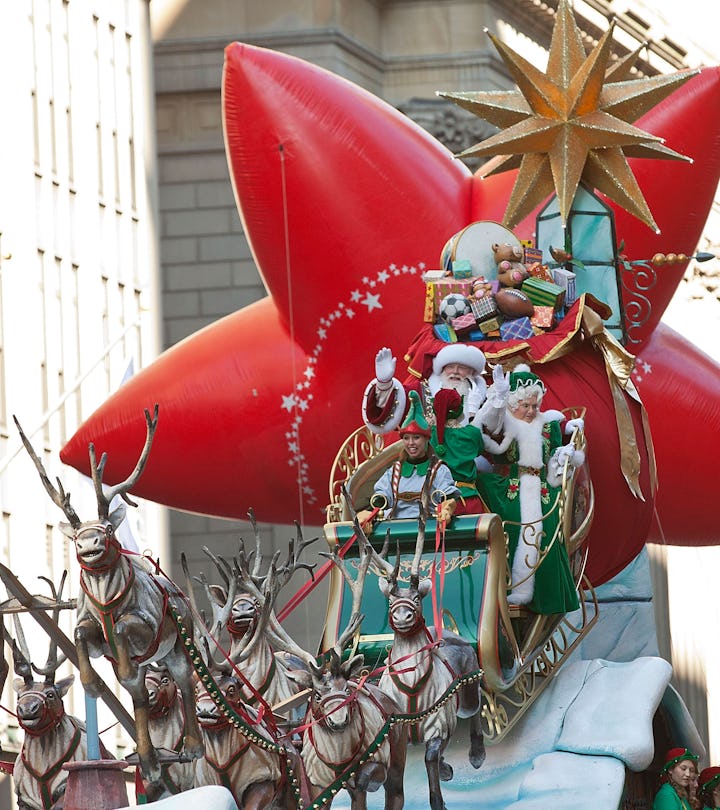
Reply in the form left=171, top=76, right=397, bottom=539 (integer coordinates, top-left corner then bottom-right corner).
left=11, top=576, right=72, bottom=736
left=294, top=652, right=365, bottom=733
left=145, top=665, right=178, bottom=720
left=14, top=406, right=158, bottom=571
left=194, top=668, right=246, bottom=732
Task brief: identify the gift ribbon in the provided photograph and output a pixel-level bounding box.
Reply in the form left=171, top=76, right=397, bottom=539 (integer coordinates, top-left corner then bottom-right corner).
left=580, top=305, right=657, bottom=499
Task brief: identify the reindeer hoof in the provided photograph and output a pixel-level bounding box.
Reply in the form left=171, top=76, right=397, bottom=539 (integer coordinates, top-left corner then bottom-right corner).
left=439, top=758, right=453, bottom=782
left=470, top=733, right=486, bottom=769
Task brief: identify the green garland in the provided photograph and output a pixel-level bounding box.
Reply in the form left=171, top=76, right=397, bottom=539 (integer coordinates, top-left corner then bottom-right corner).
left=169, top=602, right=483, bottom=809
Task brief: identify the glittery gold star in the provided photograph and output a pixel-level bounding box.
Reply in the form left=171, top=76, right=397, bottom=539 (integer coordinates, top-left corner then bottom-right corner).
left=437, top=0, right=698, bottom=231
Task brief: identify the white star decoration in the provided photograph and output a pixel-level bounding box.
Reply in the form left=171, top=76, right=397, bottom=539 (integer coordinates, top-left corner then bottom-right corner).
left=280, top=258, right=414, bottom=508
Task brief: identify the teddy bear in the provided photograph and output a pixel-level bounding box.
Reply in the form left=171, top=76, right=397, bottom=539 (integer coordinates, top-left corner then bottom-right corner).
left=492, top=242, right=529, bottom=288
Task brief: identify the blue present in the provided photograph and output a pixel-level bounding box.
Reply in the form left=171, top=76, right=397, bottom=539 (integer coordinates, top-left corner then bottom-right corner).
left=433, top=323, right=458, bottom=343
left=500, top=316, right=534, bottom=341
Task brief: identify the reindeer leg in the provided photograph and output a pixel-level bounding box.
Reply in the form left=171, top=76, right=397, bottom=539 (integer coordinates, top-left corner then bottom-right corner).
left=74, top=619, right=105, bottom=697
left=425, top=737, right=448, bottom=810
left=164, top=636, right=204, bottom=759
left=384, top=728, right=407, bottom=810
left=109, top=621, right=161, bottom=783
left=469, top=710, right=486, bottom=769
left=356, top=762, right=387, bottom=793
left=241, top=780, right=278, bottom=810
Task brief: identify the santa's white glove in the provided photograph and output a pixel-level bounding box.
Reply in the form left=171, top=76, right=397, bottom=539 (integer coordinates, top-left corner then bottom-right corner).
left=466, top=379, right=485, bottom=414
left=375, top=347, right=396, bottom=385
left=564, top=417, right=584, bottom=435
left=555, top=444, right=577, bottom=467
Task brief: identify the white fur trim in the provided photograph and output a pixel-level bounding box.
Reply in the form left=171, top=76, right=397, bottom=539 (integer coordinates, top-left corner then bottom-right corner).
left=432, top=344, right=486, bottom=376
left=362, top=379, right=407, bottom=435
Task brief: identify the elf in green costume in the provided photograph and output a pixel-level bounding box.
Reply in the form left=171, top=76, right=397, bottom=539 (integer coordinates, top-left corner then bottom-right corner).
left=431, top=387, right=487, bottom=515
left=653, top=748, right=699, bottom=810
left=699, top=765, right=720, bottom=810
left=477, top=364, right=582, bottom=614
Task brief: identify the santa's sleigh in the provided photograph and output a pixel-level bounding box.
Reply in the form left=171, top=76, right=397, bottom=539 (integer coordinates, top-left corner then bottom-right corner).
left=321, top=409, right=597, bottom=742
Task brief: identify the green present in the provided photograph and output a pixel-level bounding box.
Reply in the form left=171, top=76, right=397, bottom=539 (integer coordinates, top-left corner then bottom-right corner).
left=521, top=277, right=566, bottom=310
left=451, top=259, right=473, bottom=279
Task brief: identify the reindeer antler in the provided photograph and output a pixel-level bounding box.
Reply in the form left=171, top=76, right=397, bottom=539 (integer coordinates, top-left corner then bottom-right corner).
left=410, top=514, right=427, bottom=588
left=32, top=572, right=69, bottom=682
left=90, top=404, right=159, bottom=520
left=14, top=417, right=82, bottom=529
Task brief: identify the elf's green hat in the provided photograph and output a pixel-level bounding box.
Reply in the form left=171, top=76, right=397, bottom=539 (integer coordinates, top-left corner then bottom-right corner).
left=399, top=391, right=431, bottom=437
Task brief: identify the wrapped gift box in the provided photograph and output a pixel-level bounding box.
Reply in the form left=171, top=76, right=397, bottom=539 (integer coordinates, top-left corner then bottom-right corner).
left=433, top=322, right=457, bottom=342
left=477, top=315, right=501, bottom=333
left=526, top=262, right=554, bottom=282
left=451, top=259, right=473, bottom=279
left=450, top=312, right=476, bottom=332
left=470, top=296, right=499, bottom=323
left=524, top=246, right=544, bottom=265
left=530, top=305, right=554, bottom=329
left=422, top=269, right=447, bottom=282
left=551, top=267, right=577, bottom=306
left=522, top=277, right=566, bottom=310
left=431, top=278, right=474, bottom=311
left=500, top=316, right=534, bottom=341
left=423, top=282, right=436, bottom=322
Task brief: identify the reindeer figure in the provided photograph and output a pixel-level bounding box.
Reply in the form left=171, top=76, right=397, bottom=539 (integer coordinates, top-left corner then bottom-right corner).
left=268, top=539, right=407, bottom=810
left=143, top=664, right=195, bottom=795
left=193, top=661, right=287, bottom=809
left=185, top=513, right=315, bottom=726
left=14, top=407, right=204, bottom=785
left=11, top=575, right=105, bottom=810
left=357, top=516, right=485, bottom=810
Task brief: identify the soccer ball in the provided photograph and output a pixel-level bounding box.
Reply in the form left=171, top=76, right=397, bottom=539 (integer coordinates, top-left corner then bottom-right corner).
left=438, top=293, right=471, bottom=323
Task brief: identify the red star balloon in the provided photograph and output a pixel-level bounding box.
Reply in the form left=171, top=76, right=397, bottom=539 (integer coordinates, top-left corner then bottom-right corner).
left=59, top=44, right=720, bottom=586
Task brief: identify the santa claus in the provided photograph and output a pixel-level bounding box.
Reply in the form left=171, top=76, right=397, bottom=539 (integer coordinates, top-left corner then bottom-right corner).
left=362, top=343, right=488, bottom=434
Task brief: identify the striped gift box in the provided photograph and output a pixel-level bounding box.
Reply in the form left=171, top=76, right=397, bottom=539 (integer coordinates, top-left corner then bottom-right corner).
left=521, top=277, right=566, bottom=310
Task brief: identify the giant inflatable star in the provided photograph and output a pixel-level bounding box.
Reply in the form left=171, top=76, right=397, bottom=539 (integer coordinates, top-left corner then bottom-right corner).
left=59, top=38, right=720, bottom=586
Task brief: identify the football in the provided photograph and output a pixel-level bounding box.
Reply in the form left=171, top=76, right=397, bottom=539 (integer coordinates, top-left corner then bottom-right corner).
left=495, top=287, right=534, bottom=318
left=438, top=293, right=472, bottom=323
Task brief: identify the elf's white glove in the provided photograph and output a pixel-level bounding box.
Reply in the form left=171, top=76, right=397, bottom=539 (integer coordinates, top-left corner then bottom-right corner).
left=375, top=347, right=396, bottom=387
left=565, top=417, right=585, bottom=435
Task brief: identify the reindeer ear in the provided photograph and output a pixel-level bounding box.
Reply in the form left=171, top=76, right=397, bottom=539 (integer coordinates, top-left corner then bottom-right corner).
left=342, top=654, right=365, bottom=679
left=54, top=675, right=75, bottom=697
left=418, top=579, right=432, bottom=596
left=13, top=677, right=26, bottom=694
left=283, top=666, right=313, bottom=690
left=108, top=503, right=127, bottom=530
left=378, top=577, right=392, bottom=597
left=208, top=584, right=228, bottom=605
left=58, top=522, right=75, bottom=539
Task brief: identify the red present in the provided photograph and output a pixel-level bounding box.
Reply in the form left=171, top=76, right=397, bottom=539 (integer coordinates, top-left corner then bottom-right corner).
left=526, top=262, right=554, bottom=282
left=531, top=305, right=554, bottom=328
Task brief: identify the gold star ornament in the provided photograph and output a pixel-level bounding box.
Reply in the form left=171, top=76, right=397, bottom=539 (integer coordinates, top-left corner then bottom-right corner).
left=437, top=0, right=698, bottom=231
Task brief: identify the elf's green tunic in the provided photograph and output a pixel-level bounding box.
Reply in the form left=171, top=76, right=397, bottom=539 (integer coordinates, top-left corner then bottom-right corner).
left=653, top=782, right=694, bottom=809
left=431, top=422, right=485, bottom=503
left=477, top=419, right=579, bottom=615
